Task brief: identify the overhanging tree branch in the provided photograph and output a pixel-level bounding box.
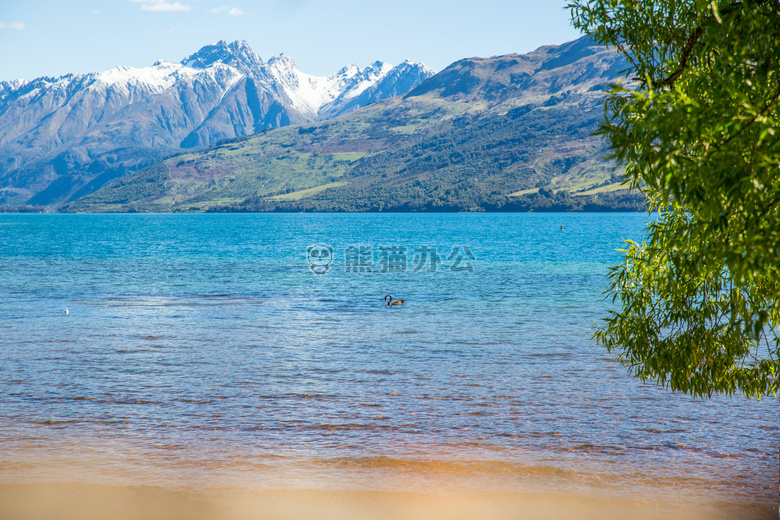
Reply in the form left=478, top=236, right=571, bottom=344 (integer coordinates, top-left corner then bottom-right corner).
left=652, top=26, right=705, bottom=89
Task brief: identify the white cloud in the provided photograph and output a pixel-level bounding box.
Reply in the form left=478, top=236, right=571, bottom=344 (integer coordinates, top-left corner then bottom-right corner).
left=0, top=22, right=26, bottom=30
left=129, top=0, right=192, bottom=12
left=212, top=6, right=244, bottom=16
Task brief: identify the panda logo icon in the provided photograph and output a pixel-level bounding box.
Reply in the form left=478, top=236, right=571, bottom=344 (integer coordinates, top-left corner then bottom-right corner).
left=307, top=243, right=334, bottom=275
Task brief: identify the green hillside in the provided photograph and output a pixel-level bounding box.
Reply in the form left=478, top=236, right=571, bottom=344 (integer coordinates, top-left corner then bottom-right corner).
left=66, top=38, right=644, bottom=213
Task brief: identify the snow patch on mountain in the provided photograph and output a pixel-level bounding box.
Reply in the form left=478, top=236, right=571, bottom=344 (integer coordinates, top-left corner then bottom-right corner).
left=0, top=79, right=27, bottom=99
left=406, top=60, right=436, bottom=77
left=181, top=39, right=264, bottom=75
left=1, top=40, right=433, bottom=119
left=266, top=54, right=395, bottom=115
left=94, top=62, right=197, bottom=91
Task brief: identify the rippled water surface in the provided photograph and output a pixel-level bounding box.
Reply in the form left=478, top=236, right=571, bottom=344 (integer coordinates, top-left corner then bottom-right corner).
left=0, top=213, right=776, bottom=507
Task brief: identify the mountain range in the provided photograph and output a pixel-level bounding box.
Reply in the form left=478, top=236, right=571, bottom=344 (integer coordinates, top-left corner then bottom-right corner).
left=0, top=40, right=434, bottom=207
left=66, top=37, right=643, bottom=213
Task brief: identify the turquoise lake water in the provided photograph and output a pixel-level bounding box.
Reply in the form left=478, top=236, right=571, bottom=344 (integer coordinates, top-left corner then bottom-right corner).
left=0, top=213, right=776, bottom=507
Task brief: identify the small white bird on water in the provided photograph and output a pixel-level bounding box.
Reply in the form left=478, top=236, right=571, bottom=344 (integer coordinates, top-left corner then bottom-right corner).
left=65, top=307, right=69, bottom=315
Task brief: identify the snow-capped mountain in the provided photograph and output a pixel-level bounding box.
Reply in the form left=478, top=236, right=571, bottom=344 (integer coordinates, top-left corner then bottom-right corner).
left=267, top=56, right=394, bottom=116
left=0, top=40, right=435, bottom=206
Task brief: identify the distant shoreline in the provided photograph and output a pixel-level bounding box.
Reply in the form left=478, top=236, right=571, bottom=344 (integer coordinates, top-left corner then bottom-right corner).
left=2, top=203, right=648, bottom=215
left=1, top=208, right=647, bottom=214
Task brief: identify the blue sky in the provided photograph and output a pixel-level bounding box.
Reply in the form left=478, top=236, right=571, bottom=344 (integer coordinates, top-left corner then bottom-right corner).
left=0, top=1, right=582, bottom=81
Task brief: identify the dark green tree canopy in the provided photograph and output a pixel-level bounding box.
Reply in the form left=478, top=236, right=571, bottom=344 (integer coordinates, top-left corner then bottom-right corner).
left=569, top=0, right=779, bottom=398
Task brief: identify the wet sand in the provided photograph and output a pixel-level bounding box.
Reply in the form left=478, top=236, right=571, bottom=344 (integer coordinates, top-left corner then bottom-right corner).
left=0, top=483, right=773, bottom=520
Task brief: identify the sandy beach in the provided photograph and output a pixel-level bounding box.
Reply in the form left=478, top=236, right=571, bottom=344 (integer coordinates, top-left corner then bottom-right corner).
left=1, top=483, right=774, bottom=520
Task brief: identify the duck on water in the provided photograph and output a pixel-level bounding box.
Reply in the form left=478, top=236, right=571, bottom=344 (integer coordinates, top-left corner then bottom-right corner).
left=384, top=294, right=405, bottom=306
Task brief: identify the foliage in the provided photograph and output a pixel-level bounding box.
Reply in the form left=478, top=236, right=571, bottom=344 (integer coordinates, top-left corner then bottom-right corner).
left=69, top=103, right=641, bottom=213
left=226, top=186, right=644, bottom=213
left=0, top=204, right=48, bottom=213
left=570, top=0, right=779, bottom=397
left=69, top=162, right=171, bottom=210
left=598, top=210, right=779, bottom=398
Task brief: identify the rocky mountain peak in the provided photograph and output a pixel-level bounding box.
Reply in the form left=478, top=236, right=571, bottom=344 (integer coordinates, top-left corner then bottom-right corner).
left=267, top=53, right=296, bottom=69
left=0, top=79, right=27, bottom=99
left=181, top=39, right=263, bottom=73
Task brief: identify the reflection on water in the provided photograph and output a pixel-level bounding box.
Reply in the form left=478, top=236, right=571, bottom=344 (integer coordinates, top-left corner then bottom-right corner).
left=0, top=213, right=776, bottom=513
